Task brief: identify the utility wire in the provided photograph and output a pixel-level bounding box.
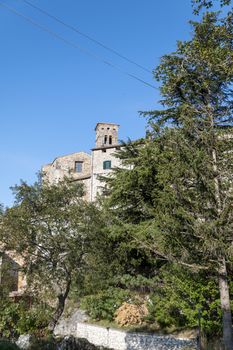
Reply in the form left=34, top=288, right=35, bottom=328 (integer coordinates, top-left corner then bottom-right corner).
left=0, top=2, right=156, bottom=90
left=18, top=0, right=151, bottom=74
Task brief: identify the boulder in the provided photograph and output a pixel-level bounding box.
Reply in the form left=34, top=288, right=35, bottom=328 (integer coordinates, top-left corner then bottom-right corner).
left=16, top=334, right=35, bottom=349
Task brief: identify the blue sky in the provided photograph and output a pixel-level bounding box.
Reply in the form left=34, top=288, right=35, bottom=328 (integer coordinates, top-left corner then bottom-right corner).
left=0, top=0, right=221, bottom=206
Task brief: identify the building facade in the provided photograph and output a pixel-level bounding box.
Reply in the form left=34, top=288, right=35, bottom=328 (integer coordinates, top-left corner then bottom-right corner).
left=42, top=122, right=122, bottom=201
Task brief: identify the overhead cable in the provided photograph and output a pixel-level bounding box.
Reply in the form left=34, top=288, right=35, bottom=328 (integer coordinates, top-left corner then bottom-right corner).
left=19, top=0, right=152, bottom=74
left=0, top=1, right=156, bottom=90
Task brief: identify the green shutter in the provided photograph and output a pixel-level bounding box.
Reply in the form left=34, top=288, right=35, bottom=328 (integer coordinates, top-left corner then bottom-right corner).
left=103, top=161, right=111, bottom=169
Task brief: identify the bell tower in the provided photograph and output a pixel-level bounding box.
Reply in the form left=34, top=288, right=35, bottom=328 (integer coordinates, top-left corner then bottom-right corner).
left=95, top=122, right=119, bottom=148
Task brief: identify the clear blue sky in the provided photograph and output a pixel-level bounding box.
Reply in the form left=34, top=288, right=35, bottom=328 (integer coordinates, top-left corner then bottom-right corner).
left=0, top=0, right=220, bottom=207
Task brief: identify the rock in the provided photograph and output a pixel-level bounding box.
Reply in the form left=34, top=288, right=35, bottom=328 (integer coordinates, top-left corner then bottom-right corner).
left=70, top=309, right=89, bottom=324
left=16, top=334, right=35, bottom=349
left=54, top=309, right=89, bottom=336
left=57, top=336, right=111, bottom=350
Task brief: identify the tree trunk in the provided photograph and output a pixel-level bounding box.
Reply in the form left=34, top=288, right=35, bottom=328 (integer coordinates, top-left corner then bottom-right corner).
left=210, top=124, right=233, bottom=349
left=48, top=278, right=71, bottom=332
left=218, top=257, right=233, bottom=350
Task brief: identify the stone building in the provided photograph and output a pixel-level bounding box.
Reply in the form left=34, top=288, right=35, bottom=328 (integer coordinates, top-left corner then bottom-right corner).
left=0, top=249, right=27, bottom=296
left=42, top=122, right=122, bottom=201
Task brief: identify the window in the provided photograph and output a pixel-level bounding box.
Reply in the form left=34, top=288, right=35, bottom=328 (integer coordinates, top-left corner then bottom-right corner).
left=109, top=135, right=112, bottom=145
left=103, top=160, right=111, bottom=170
left=104, top=135, right=108, bottom=144
left=75, top=161, right=83, bottom=173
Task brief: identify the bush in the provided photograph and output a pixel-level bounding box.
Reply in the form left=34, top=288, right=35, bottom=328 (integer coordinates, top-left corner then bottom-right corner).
left=0, top=340, right=20, bottom=350
left=146, top=267, right=226, bottom=337
left=114, top=302, right=148, bottom=326
left=80, top=288, right=131, bottom=321
left=0, top=299, right=52, bottom=338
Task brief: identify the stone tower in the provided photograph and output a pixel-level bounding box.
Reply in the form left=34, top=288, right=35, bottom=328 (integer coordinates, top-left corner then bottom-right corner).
left=95, top=123, right=119, bottom=148
left=90, top=122, right=121, bottom=201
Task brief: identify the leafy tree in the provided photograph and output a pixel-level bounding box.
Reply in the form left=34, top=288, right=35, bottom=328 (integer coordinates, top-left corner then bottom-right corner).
left=0, top=177, right=103, bottom=330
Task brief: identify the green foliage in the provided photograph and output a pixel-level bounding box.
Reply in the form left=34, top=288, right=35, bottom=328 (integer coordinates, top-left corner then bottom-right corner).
left=0, top=340, right=20, bottom=350
left=0, top=299, right=52, bottom=339
left=97, top=12, right=233, bottom=344
left=192, top=0, right=231, bottom=14
left=80, top=288, right=131, bottom=321
left=146, top=266, right=227, bottom=336
left=0, top=176, right=104, bottom=329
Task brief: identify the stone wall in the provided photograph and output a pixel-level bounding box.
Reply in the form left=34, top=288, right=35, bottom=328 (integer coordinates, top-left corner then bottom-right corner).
left=0, top=250, right=26, bottom=294
left=91, top=146, right=122, bottom=201
left=42, top=151, right=91, bottom=201
left=54, top=321, right=197, bottom=350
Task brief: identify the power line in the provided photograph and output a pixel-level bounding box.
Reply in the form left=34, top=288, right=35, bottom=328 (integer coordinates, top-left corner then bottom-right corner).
left=0, top=1, right=157, bottom=90
left=18, top=0, right=152, bottom=74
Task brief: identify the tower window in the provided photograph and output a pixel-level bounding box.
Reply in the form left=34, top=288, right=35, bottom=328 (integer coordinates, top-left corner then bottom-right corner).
left=103, top=160, right=111, bottom=170
left=109, top=135, right=112, bottom=145
left=75, top=161, right=83, bottom=173
left=104, top=135, right=108, bottom=144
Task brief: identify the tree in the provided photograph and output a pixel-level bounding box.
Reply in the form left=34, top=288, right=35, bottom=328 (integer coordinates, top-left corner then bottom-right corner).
left=102, top=11, right=233, bottom=348
left=192, top=0, right=232, bottom=14
left=141, top=12, right=233, bottom=349
left=0, top=177, right=103, bottom=330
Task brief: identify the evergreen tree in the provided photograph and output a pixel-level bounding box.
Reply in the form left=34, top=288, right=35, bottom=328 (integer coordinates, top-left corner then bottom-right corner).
left=140, top=12, right=233, bottom=349
left=192, top=0, right=231, bottom=14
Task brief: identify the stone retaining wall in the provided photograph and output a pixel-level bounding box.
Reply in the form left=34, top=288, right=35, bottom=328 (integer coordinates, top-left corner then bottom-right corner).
left=54, top=321, right=197, bottom=350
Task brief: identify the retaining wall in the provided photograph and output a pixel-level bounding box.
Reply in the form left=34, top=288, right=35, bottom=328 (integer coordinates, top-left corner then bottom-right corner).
left=54, top=320, right=197, bottom=350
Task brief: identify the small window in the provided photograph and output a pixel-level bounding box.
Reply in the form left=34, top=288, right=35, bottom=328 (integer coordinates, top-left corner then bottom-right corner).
left=75, top=161, right=83, bottom=173
left=104, top=135, right=108, bottom=144
left=109, top=135, right=112, bottom=145
left=103, top=160, right=111, bottom=170
left=102, top=149, right=106, bottom=153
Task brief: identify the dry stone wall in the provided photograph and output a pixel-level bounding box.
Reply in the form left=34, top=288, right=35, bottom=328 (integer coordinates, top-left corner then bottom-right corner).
left=54, top=321, right=197, bottom=350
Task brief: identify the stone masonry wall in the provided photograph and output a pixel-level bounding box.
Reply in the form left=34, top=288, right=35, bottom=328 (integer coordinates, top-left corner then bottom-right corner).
left=42, top=151, right=91, bottom=201
left=91, top=146, right=122, bottom=201
left=54, top=321, right=197, bottom=350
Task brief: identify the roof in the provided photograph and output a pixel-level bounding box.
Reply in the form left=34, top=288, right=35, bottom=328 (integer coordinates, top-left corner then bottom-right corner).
left=92, top=144, right=123, bottom=151
left=95, top=122, right=120, bottom=130
left=43, top=151, right=91, bottom=167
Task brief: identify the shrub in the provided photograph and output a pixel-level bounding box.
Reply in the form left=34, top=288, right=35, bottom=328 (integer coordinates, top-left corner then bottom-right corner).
left=0, top=299, right=52, bottom=338
left=146, top=267, right=227, bottom=337
left=114, top=302, right=148, bottom=326
left=0, top=340, right=20, bottom=350
left=80, top=288, right=130, bottom=321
